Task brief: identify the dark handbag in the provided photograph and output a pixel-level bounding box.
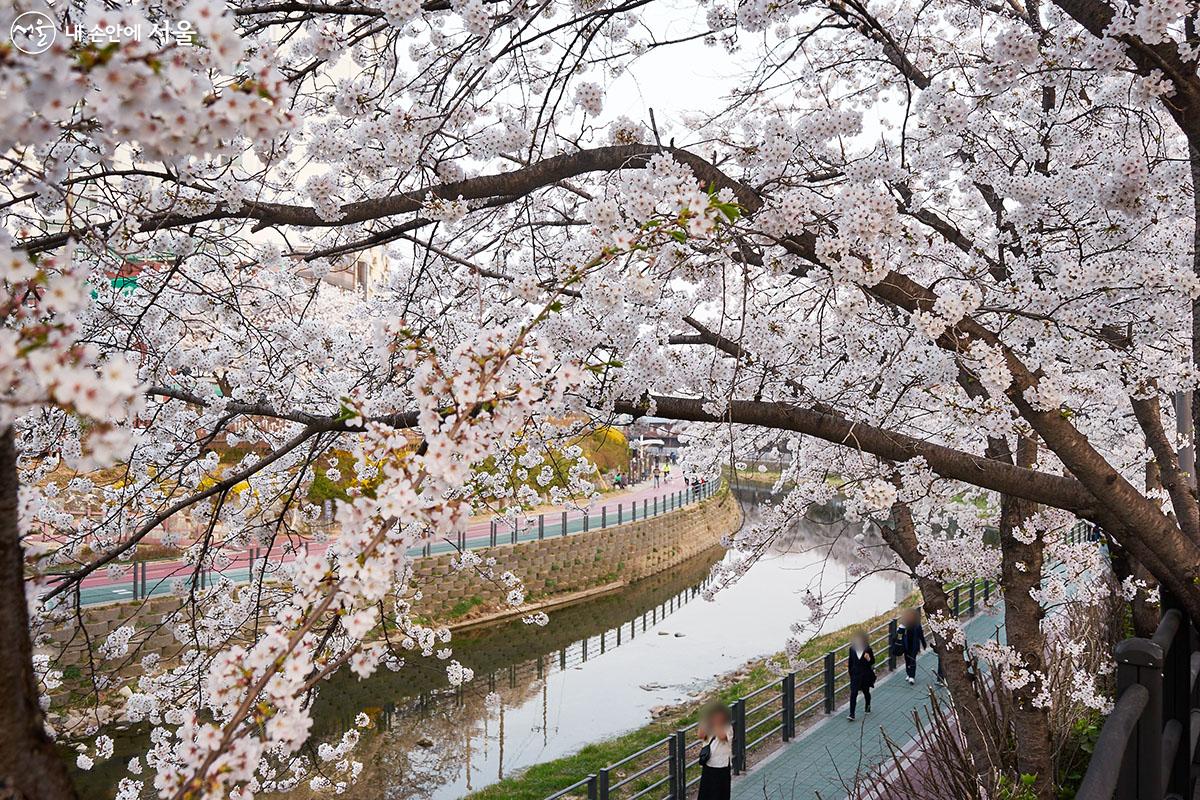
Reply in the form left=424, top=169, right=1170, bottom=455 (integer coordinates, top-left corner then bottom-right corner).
left=699, top=737, right=713, bottom=766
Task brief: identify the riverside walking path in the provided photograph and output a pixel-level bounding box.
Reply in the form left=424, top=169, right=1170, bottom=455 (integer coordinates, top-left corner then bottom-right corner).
left=732, top=602, right=1006, bottom=800
left=75, top=474, right=712, bottom=606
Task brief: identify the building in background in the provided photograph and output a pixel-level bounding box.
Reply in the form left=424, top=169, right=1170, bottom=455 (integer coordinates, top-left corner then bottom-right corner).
left=295, top=247, right=388, bottom=298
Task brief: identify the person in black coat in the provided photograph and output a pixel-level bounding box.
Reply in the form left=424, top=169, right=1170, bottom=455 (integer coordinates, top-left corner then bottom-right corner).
left=847, top=630, right=875, bottom=721
left=894, top=608, right=927, bottom=684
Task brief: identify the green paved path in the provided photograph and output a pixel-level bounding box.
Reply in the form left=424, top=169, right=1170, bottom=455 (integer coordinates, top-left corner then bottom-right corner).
left=732, top=605, right=1007, bottom=800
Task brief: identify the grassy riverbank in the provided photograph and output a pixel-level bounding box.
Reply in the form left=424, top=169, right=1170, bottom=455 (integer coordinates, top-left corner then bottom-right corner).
left=465, top=593, right=921, bottom=800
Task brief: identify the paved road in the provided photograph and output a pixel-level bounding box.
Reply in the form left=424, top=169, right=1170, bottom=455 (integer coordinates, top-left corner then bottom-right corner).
left=74, top=476, right=715, bottom=606
left=731, top=605, right=1006, bottom=800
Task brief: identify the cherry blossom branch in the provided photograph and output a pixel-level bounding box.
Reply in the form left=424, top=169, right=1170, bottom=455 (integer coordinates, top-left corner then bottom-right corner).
left=614, top=394, right=1095, bottom=514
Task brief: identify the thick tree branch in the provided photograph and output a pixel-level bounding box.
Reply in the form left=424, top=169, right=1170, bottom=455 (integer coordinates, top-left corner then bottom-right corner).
left=19, top=145, right=757, bottom=255
left=614, top=393, right=1096, bottom=515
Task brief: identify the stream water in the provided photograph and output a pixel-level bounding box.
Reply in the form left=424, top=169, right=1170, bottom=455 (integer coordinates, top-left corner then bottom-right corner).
left=78, top=490, right=911, bottom=799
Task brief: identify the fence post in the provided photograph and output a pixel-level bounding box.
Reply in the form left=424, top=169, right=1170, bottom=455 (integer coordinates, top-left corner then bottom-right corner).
left=618, top=503, right=623, bottom=525
left=538, top=514, right=544, bottom=540
left=561, top=510, right=567, bottom=537
left=983, top=579, right=990, bottom=604
left=732, top=698, right=747, bottom=773
left=1115, top=637, right=1165, bottom=800
left=1188, top=619, right=1199, bottom=795
left=783, top=673, right=796, bottom=741
left=953, top=586, right=961, bottom=618
left=632, top=501, right=636, bottom=522
left=644, top=498, right=648, bottom=518
left=1163, top=594, right=1192, bottom=797
left=969, top=582, right=976, bottom=616
left=584, top=510, right=589, bottom=532
left=674, top=730, right=687, bottom=799
left=586, top=774, right=598, bottom=800
left=597, top=768, right=610, bottom=800
left=490, top=520, right=496, bottom=547
left=668, top=733, right=679, bottom=799
left=887, top=619, right=898, bottom=671
left=132, top=560, right=139, bottom=599
left=823, top=652, right=836, bottom=713
left=655, top=496, right=658, bottom=515
left=602, top=506, right=607, bottom=528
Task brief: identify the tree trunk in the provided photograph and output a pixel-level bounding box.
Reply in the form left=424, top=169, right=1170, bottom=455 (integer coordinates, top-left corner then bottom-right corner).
left=883, top=502, right=1002, bottom=775
left=997, top=439, right=1055, bottom=800
left=1109, top=535, right=1160, bottom=639
left=0, top=427, right=78, bottom=799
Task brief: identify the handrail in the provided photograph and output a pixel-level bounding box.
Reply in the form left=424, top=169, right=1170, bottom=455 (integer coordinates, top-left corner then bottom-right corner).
left=796, top=684, right=823, bottom=706
left=746, top=694, right=779, bottom=716
left=609, top=754, right=671, bottom=790
left=607, top=737, right=672, bottom=771
left=545, top=774, right=598, bottom=800
left=743, top=681, right=776, bottom=701
left=1075, top=685, right=1149, bottom=799
left=543, top=576, right=995, bottom=800
left=626, top=775, right=669, bottom=800
left=795, top=670, right=823, bottom=688
left=1077, top=591, right=1200, bottom=800
left=1152, top=608, right=1182, bottom=653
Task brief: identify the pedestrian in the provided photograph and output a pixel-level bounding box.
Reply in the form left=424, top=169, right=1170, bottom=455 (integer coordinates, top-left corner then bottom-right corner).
left=697, top=704, right=733, bottom=800
left=653, top=465, right=661, bottom=487
left=893, top=608, right=927, bottom=684
left=847, top=630, right=875, bottom=721
left=613, top=472, right=623, bottom=490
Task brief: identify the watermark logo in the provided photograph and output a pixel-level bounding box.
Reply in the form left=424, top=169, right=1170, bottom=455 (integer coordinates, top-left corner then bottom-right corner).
left=10, top=10, right=56, bottom=54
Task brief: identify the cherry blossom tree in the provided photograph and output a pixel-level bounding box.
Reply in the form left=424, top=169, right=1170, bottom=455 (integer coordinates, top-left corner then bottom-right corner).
left=5, top=0, right=1200, bottom=796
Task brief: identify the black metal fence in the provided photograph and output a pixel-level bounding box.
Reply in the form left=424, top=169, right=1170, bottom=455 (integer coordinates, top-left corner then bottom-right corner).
left=468, top=479, right=718, bottom=553
left=1077, top=594, right=1199, bottom=799
left=545, top=578, right=995, bottom=800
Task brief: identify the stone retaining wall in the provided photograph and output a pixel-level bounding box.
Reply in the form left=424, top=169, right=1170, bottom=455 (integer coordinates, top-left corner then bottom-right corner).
left=47, top=490, right=741, bottom=675
left=412, top=488, right=740, bottom=620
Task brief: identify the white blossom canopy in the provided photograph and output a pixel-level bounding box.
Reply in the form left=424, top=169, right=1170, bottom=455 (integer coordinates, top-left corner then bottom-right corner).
left=3, top=0, right=1200, bottom=795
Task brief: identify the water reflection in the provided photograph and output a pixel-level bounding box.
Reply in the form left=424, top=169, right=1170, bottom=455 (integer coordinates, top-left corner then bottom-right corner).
left=296, top=491, right=909, bottom=800
left=301, top=546, right=725, bottom=799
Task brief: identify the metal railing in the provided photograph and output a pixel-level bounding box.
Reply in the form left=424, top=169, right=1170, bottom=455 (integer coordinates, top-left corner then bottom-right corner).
left=468, top=479, right=718, bottom=554
left=110, top=479, right=720, bottom=605
left=1077, top=593, right=1199, bottom=800
left=545, top=578, right=995, bottom=800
